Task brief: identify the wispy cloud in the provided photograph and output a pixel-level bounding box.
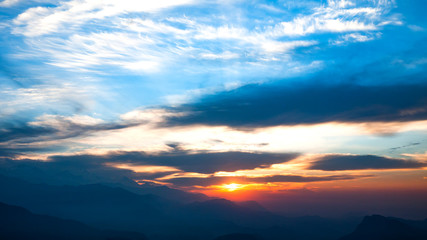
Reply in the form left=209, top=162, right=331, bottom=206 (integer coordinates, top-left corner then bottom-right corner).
left=12, top=0, right=195, bottom=37
left=19, top=32, right=165, bottom=73
left=7, top=0, right=398, bottom=76
left=331, top=32, right=380, bottom=45
left=0, top=114, right=140, bottom=158
left=0, top=0, right=20, bottom=7
left=0, top=83, right=95, bottom=117
left=268, top=0, right=395, bottom=37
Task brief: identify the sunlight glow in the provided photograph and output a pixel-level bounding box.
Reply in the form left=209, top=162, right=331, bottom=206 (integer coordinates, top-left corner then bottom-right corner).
left=222, top=183, right=243, bottom=192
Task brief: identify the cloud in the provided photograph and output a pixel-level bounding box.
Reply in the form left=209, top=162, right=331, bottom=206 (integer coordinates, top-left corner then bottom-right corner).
left=389, top=142, right=421, bottom=152
left=0, top=150, right=299, bottom=188
left=0, top=114, right=140, bottom=146
left=7, top=0, right=397, bottom=76
left=0, top=82, right=98, bottom=118
left=164, top=83, right=427, bottom=128
left=259, top=40, right=317, bottom=54
left=13, top=18, right=318, bottom=74
left=50, top=151, right=299, bottom=174
left=403, top=152, right=427, bottom=162
left=0, top=150, right=371, bottom=191
left=199, top=51, right=240, bottom=60
left=309, top=154, right=427, bottom=171
left=16, top=32, right=165, bottom=73
left=0, top=0, right=20, bottom=7
left=408, top=25, right=424, bottom=32
left=163, top=174, right=373, bottom=187
left=1, top=0, right=424, bottom=159
left=331, top=32, right=379, bottom=45
left=268, top=0, right=396, bottom=37
left=0, top=120, right=57, bottom=144
left=0, top=156, right=138, bottom=186
left=12, top=0, right=195, bottom=37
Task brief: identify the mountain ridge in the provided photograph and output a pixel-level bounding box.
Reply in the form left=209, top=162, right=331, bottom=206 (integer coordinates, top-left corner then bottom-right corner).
left=340, top=214, right=427, bottom=240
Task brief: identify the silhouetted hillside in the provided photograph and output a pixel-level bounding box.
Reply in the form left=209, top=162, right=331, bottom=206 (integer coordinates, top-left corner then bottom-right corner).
left=236, top=201, right=268, bottom=212
left=213, top=233, right=262, bottom=240
left=181, top=198, right=360, bottom=240
left=0, top=175, right=242, bottom=239
left=183, top=198, right=285, bottom=228
left=0, top=174, right=174, bottom=232
left=135, top=182, right=210, bottom=203
left=0, top=174, right=375, bottom=240
left=0, top=201, right=146, bottom=240
left=340, top=215, right=427, bottom=240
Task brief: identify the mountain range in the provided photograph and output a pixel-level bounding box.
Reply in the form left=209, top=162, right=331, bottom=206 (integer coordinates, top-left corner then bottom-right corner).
left=1, top=174, right=426, bottom=240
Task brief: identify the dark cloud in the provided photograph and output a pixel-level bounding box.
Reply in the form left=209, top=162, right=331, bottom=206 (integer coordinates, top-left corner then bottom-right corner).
left=0, top=118, right=140, bottom=145
left=0, top=157, right=129, bottom=186
left=309, top=154, right=427, bottom=171
left=164, top=83, right=427, bottom=128
left=51, top=151, right=298, bottom=174
left=0, top=150, right=297, bottom=188
left=0, top=118, right=142, bottom=160
left=164, top=174, right=373, bottom=187
left=251, top=174, right=373, bottom=182
left=162, top=41, right=427, bottom=129
left=0, top=146, right=67, bottom=158
left=0, top=121, right=56, bottom=143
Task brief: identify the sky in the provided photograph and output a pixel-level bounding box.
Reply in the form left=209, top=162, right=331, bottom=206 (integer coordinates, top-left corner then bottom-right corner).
left=0, top=0, right=427, bottom=217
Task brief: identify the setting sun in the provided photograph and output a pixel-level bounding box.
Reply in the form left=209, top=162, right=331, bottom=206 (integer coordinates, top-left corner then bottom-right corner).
left=222, top=183, right=243, bottom=192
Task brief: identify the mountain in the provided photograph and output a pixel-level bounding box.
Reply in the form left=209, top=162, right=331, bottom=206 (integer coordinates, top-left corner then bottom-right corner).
left=0, top=201, right=147, bottom=240
left=0, top=174, right=173, bottom=232
left=179, top=198, right=360, bottom=240
left=183, top=198, right=285, bottom=228
left=0, top=174, right=365, bottom=240
left=0, top=175, right=251, bottom=239
left=134, top=182, right=210, bottom=203
left=213, top=233, right=263, bottom=240
left=236, top=200, right=268, bottom=212
left=340, top=215, right=427, bottom=240
left=0, top=160, right=209, bottom=204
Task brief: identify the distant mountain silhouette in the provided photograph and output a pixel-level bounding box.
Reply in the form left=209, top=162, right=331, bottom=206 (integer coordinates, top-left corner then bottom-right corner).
left=340, top=215, right=427, bottom=240
left=0, top=163, right=210, bottom=204
left=0, top=175, right=244, bottom=239
left=181, top=198, right=360, bottom=240
left=236, top=200, right=268, bottom=212
left=213, top=233, right=262, bottom=240
left=0, top=174, right=396, bottom=240
left=0, top=201, right=147, bottom=240
left=135, top=182, right=210, bottom=203
left=183, top=198, right=285, bottom=228
left=0, top=174, right=174, bottom=232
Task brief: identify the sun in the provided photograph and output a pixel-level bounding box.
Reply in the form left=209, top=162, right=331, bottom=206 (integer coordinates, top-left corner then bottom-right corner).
left=222, top=183, right=242, bottom=192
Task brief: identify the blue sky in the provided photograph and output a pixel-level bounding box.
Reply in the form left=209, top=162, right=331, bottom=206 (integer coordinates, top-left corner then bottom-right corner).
left=2, top=0, right=423, bottom=119
left=0, top=0, right=426, bottom=196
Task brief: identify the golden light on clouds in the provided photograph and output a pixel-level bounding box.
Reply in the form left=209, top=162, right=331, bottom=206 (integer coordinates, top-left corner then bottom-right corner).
left=25, top=111, right=427, bottom=160
left=213, top=158, right=310, bottom=178
left=157, top=172, right=211, bottom=180
left=109, top=163, right=179, bottom=173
